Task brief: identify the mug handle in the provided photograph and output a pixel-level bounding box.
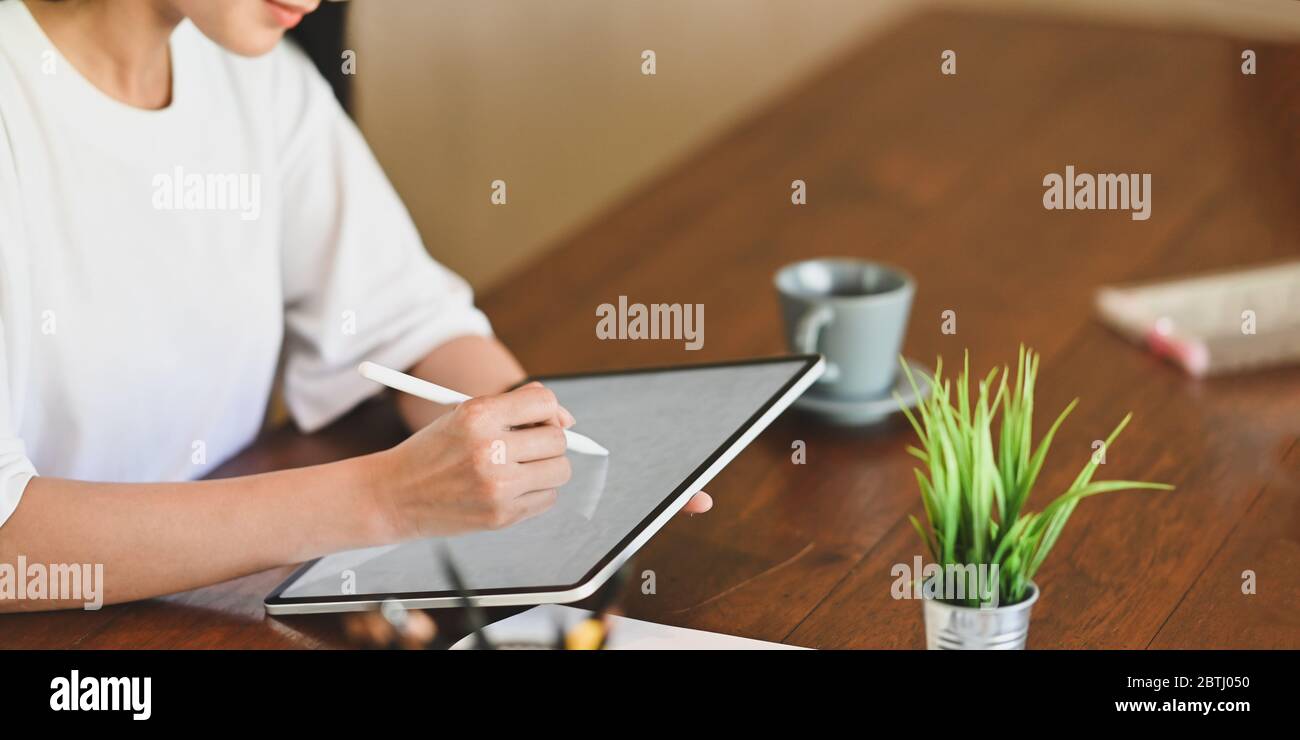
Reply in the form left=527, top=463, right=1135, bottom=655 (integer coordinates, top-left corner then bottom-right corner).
left=795, top=305, right=839, bottom=382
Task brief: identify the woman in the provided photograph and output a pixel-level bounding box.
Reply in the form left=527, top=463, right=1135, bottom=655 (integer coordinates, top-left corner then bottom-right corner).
left=0, top=0, right=710, bottom=611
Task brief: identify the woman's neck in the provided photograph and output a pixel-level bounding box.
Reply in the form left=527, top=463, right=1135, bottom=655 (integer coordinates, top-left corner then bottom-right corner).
left=24, top=0, right=183, bottom=110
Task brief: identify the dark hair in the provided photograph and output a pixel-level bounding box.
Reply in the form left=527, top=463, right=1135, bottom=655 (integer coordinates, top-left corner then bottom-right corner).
left=286, top=1, right=352, bottom=114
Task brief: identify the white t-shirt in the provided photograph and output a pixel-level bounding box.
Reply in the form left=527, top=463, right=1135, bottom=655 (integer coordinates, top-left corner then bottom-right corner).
left=0, top=2, right=492, bottom=528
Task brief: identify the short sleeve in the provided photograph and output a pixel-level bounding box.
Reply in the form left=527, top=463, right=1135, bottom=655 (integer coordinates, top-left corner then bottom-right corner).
left=272, top=43, right=492, bottom=432
left=0, top=113, right=37, bottom=529
left=0, top=324, right=37, bottom=530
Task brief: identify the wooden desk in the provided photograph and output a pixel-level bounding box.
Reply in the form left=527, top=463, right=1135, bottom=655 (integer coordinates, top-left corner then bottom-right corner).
left=5, top=10, right=1297, bottom=648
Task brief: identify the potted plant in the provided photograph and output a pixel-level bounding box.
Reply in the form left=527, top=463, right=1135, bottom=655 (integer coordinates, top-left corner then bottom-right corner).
left=896, top=346, right=1172, bottom=649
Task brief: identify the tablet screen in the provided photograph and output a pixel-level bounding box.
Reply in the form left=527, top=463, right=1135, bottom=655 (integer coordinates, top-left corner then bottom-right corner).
left=274, top=356, right=816, bottom=601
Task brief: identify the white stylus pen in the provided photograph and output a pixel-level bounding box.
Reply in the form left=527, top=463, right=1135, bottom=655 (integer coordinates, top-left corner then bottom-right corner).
left=358, top=361, right=609, bottom=456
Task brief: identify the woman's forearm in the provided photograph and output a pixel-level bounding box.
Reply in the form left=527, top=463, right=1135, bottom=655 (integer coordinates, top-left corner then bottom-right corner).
left=0, top=452, right=390, bottom=611
left=0, top=336, right=532, bottom=612
left=396, top=334, right=528, bottom=429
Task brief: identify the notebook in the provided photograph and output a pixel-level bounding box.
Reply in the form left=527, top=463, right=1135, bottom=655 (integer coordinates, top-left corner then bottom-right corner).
left=1095, top=261, right=1300, bottom=376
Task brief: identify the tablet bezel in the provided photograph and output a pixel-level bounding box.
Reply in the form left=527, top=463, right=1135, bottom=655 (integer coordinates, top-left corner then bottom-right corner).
left=265, top=354, right=824, bottom=614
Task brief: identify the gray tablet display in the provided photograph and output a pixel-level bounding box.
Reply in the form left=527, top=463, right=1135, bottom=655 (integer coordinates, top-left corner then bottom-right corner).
left=265, top=355, right=823, bottom=614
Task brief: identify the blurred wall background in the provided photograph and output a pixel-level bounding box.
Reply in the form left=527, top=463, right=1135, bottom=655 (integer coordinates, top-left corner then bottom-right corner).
left=344, top=0, right=1300, bottom=291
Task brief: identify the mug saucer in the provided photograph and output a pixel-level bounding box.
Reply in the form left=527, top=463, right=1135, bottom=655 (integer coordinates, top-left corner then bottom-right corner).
left=792, top=357, right=933, bottom=426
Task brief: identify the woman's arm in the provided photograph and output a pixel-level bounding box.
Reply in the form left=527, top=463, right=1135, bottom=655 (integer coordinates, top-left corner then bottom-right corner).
left=0, top=383, right=574, bottom=612
left=395, top=334, right=529, bottom=430
left=0, top=454, right=386, bottom=610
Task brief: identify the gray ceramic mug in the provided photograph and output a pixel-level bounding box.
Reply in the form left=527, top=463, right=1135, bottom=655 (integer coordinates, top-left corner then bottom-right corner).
left=775, top=258, right=914, bottom=398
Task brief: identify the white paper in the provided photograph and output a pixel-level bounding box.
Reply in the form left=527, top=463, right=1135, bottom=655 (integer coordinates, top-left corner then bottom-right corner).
left=450, top=604, right=808, bottom=650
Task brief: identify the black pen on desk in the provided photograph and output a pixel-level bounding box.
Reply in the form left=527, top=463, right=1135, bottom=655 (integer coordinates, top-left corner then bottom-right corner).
left=439, top=545, right=494, bottom=650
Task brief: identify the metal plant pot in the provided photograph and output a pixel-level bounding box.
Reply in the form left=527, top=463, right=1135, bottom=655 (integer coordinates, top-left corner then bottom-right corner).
left=922, top=582, right=1040, bottom=650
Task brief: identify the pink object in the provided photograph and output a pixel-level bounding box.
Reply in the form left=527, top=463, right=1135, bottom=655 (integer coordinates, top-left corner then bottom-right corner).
left=1144, top=326, right=1210, bottom=377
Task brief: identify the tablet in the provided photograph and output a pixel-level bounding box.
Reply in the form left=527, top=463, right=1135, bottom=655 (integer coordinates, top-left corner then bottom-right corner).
left=265, top=354, right=824, bottom=614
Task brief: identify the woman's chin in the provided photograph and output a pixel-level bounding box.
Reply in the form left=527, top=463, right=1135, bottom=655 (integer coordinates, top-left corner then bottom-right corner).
left=179, top=0, right=308, bottom=58
left=214, top=29, right=288, bottom=58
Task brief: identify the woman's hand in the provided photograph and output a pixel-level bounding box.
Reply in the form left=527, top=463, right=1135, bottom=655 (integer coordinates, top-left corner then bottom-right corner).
left=374, top=384, right=574, bottom=539
left=374, top=378, right=714, bottom=541
left=401, top=338, right=714, bottom=520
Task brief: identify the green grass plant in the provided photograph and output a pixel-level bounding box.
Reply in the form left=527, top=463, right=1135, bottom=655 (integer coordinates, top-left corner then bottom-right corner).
left=897, top=346, right=1173, bottom=606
